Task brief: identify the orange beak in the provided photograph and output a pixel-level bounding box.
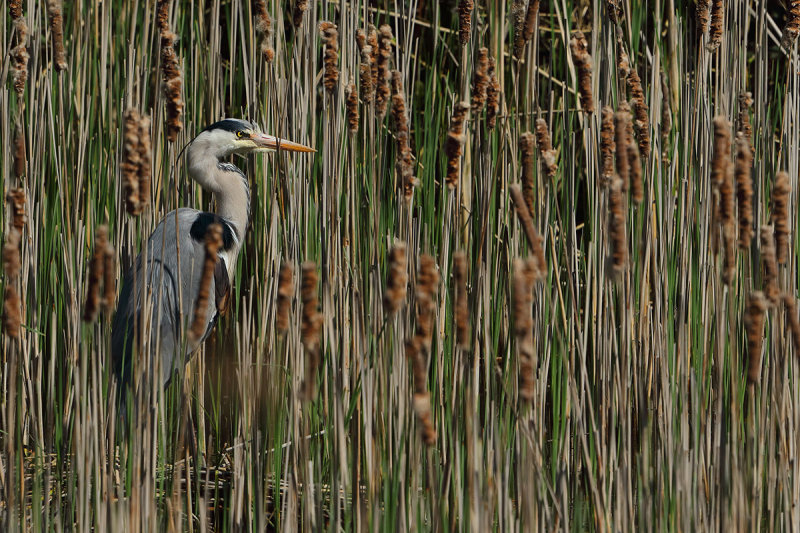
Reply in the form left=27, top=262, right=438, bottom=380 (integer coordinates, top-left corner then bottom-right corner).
left=251, top=133, right=316, bottom=153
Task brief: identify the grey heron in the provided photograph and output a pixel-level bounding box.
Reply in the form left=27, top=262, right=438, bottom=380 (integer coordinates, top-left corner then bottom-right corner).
left=111, top=118, right=314, bottom=397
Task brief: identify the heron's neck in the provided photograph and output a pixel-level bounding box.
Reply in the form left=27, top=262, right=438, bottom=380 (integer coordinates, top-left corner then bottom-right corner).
left=187, top=147, right=251, bottom=245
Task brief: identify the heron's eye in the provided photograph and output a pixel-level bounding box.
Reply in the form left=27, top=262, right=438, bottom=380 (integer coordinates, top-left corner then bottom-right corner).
left=236, top=131, right=243, bottom=138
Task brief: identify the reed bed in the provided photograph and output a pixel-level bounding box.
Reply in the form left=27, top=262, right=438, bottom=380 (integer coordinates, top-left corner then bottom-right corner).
left=2, top=1, right=800, bottom=531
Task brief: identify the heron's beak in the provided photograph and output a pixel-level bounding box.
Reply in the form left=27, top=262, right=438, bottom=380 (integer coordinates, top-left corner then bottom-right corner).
left=251, top=133, right=316, bottom=153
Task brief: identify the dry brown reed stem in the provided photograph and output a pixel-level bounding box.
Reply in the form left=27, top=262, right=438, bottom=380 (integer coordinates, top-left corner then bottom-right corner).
left=607, top=0, right=623, bottom=23
left=384, top=242, right=408, bottom=315
left=534, top=118, right=558, bottom=180
left=7, top=189, right=26, bottom=231
left=189, top=224, right=222, bottom=341
left=103, top=241, right=116, bottom=311
left=570, top=32, right=594, bottom=114
left=783, top=294, right=800, bottom=352
left=509, top=184, right=546, bottom=280
left=738, top=92, right=753, bottom=148
left=3, top=288, right=21, bottom=339
left=761, top=227, right=780, bottom=306
left=375, top=25, right=393, bottom=119
left=523, top=1, right=540, bottom=42
left=13, top=127, right=26, bottom=178
left=276, top=263, right=294, bottom=333
left=735, top=134, right=753, bottom=249
left=46, top=0, right=67, bottom=72
left=629, top=138, right=643, bottom=204
left=772, top=171, right=791, bottom=264
left=453, top=251, right=469, bottom=348
left=615, top=107, right=631, bottom=191
left=83, top=226, right=108, bottom=322
left=292, top=0, right=308, bottom=27
left=458, top=0, right=473, bottom=45
left=319, top=22, right=339, bottom=93
left=471, top=48, right=490, bottom=112
left=486, top=56, right=501, bottom=131
left=445, top=102, right=470, bottom=189
left=519, top=132, right=536, bottom=214
left=121, top=109, right=142, bottom=214
left=301, top=262, right=321, bottom=400
left=600, top=107, right=616, bottom=187
left=345, top=82, right=359, bottom=133
left=359, top=47, right=373, bottom=104
left=708, top=0, right=724, bottom=50
left=391, top=71, right=417, bottom=201
left=782, top=1, right=800, bottom=48
left=512, top=258, right=535, bottom=401
left=660, top=73, right=672, bottom=142
left=608, top=175, right=628, bottom=275
left=160, top=28, right=184, bottom=142
left=745, top=291, right=767, bottom=384
left=627, top=68, right=651, bottom=159
left=697, top=0, right=711, bottom=35
left=252, top=0, right=273, bottom=62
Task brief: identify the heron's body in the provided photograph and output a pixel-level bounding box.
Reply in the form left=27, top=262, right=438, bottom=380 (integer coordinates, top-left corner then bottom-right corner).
left=112, top=118, right=313, bottom=393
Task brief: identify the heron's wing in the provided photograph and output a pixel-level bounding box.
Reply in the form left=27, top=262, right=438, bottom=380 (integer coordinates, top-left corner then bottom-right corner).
left=214, top=257, right=231, bottom=316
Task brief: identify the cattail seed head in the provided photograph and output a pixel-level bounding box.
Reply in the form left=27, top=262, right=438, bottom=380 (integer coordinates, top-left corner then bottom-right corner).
left=156, top=0, right=170, bottom=34
left=608, top=174, right=628, bottom=276
left=189, top=224, right=222, bottom=340
left=10, top=0, right=22, bottom=19
left=276, top=262, right=294, bottom=334
left=783, top=293, right=800, bottom=353
left=444, top=102, right=470, bottom=189
left=160, top=29, right=184, bottom=142
left=319, top=22, right=339, bottom=93
left=84, top=226, right=109, bottom=323
left=2, top=229, right=22, bottom=281
left=391, top=71, right=417, bottom=201
left=534, top=118, right=558, bottom=179
left=607, top=0, right=623, bottom=23
left=697, top=0, right=711, bottom=35
left=253, top=0, right=274, bottom=62
left=735, top=134, right=753, bottom=249
left=11, top=41, right=29, bottom=96
left=458, top=0, right=473, bottom=46
left=376, top=25, right=393, bottom=120
left=523, top=1, right=540, bottom=42
left=627, top=67, right=650, bottom=159
left=414, top=254, right=440, bottom=352
left=761, top=227, right=780, bottom=306
left=301, top=262, right=321, bottom=400
left=46, top=0, right=67, bottom=72
left=3, top=287, right=22, bottom=339
left=513, top=258, right=535, bottom=401
left=782, top=1, right=800, bottom=48
left=519, top=132, right=536, bottom=214
left=13, top=127, right=26, bottom=179
left=292, top=0, right=308, bottom=27
left=486, top=56, right=501, bottom=131
left=471, top=48, right=490, bottom=112
left=614, top=107, right=631, bottom=191
left=384, top=242, right=409, bottom=315
left=121, top=109, right=153, bottom=215
left=628, top=138, right=643, bottom=204
left=512, top=1, right=527, bottom=58
left=359, top=47, right=374, bottom=104
left=570, top=31, right=594, bottom=114
left=103, top=241, right=116, bottom=312
left=600, top=106, right=616, bottom=186
left=7, top=189, right=26, bottom=231
left=738, top=92, right=753, bottom=149
left=453, top=251, right=469, bottom=348
left=345, top=82, right=359, bottom=133
left=772, top=171, right=791, bottom=264
left=745, top=291, right=767, bottom=384
left=510, top=184, right=547, bottom=280
left=708, top=0, right=724, bottom=50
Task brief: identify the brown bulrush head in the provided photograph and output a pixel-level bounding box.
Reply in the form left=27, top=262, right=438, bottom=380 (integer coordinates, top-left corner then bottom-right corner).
left=253, top=0, right=274, bottom=62
left=458, top=0, right=473, bottom=46
left=384, top=242, right=408, bottom=315
left=359, top=47, right=373, bottom=104
left=608, top=174, right=628, bottom=275
left=606, top=0, right=623, bottom=24
left=512, top=0, right=527, bottom=58
left=512, top=258, right=535, bottom=401
left=292, top=0, right=308, bottom=27
left=376, top=25, right=393, bottom=120
left=319, top=22, right=339, bottom=93
left=160, top=29, right=184, bottom=142
left=103, top=240, right=116, bottom=311
left=783, top=294, right=800, bottom=353
left=7, top=189, right=26, bottom=231
left=523, top=1, right=540, bottom=42
left=412, top=392, right=437, bottom=446
left=509, top=184, right=547, bottom=280
left=345, top=82, right=359, bottom=133
left=46, top=0, right=67, bottom=72
left=697, top=0, right=711, bottom=35
left=3, top=229, right=22, bottom=281
left=3, top=287, right=22, bottom=339
left=275, top=262, right=294, bottom=333
left=301, top=262, right=321, bottom=399
left=600, top=107, right=616, bottom=186
left=614, top=106, right=631, bottom=191
left=627, top=68, right=651, bottom=159
left=414, top=254, right=440, bottom=351
left=711, top=115, right=731, bottom=248
left=738, top=92, right=753, bottom=149
left=628, top=139, right=643, bottom=204
left=121, top=109, right=142, bottom=215
left=534, top=118, right=558, bottom=180
left=519, top=132, right=536, bottom=214
left=782, top=0, right=800, bottom=48
left=444, top=102, right=470, bottom=189
left=745, top=291, right=767, bottom=384
left=616, top=35, right=631, bottom=83
left=391, top=71, right=418, bottom=201
left=486, top=56, right=501, bottom=131
left=84, top=226, right=109, bottom=323
left=471, top=47, right=490, bottom=113
left=10, top=28, right=29, bottom=96
left=453, top=251, right=469, bottom=348
left=717, top=121, right=736, bottom=284
left=137, top=115, right=152, bottom=211
left=13, top=127, right=26, bottom=179
left=772, top=170, right=791, bottom=264
left=367, top=25, right=379, bottom=101
left=735, top=134, right=753, bottom=249
left=10, top=0, right=22, bottom=19
left=189, top=224, right=222, bottom=340
left=761, top=227, right=780, bottom=306
left=570, top=32, right=594, bottom=114
left=708, top=0, right=724, bottom=50
left=156, top=0, right=170, bottom=34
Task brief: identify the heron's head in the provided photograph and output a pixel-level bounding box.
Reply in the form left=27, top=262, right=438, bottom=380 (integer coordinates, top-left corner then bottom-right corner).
left=193, top=118, right=315, bottom=158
